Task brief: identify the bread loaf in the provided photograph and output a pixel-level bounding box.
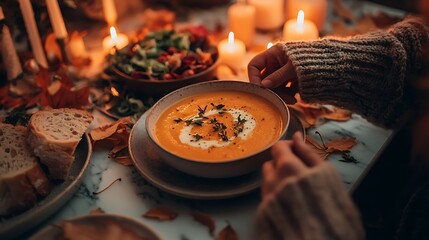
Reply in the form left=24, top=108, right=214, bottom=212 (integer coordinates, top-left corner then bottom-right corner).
left=0, top=123, right=52, bottom=216
left=27, top=108, right=93, bottom=180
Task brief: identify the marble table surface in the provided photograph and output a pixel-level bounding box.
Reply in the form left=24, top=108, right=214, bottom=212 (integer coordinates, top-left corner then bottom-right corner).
left=4, top=1, right=403, bottom=239
left=21, top=108, right=392, bottom=240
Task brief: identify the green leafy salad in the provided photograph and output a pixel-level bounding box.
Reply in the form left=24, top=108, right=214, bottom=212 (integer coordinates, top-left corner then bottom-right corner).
left=109, top=26, right=218, bottom=81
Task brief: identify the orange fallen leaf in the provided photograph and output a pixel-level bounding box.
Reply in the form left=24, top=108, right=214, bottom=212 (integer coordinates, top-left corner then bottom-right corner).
left=323, top=108, right=352, bottom=122
left=289, top=99, right=352, bottom=129
left=143, top=207, right=178, bottom=221
left=325, top=138, right=357, bottom=153
left=216, top=223, right=238, bottom=240
left=109, top=155, right=133, bottom=166
left=191, top=211, right=216, bottom=235
left=89, top=117, right=132, bottom=142
left=89, top=208, right=105, bottom=215
left=59, top=219, right=148, bottom=240
left=306, top=136, right=329, bottom=160
left=306, top=134, right=357, bottom=161
left=89, top=117, right=133, bottom=166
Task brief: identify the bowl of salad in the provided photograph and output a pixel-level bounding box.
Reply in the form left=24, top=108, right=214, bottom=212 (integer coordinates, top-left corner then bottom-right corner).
left=108, top=26, right=219, bottom=96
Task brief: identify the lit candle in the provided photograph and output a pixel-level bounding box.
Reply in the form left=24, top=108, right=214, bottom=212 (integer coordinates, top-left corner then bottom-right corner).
left=283, top=10, right=318, bottom=41
left=248, top=0, right=283, bottom=31
left=18, top=0, right=48, bottom=68
left=102, top=0, right=118, bottom=26
left=102, top=26, right=129, bottom=52
left=46, top=0, right=68, bottom=39
left=267, top=42, right=274, bottom=49
left=1, top=7, right=23, bottom=80
left=228, top=0, right=255, bottom=46
left=218, top=32, right=246, bottom=71
left=285, top=0, right=327, bottom=32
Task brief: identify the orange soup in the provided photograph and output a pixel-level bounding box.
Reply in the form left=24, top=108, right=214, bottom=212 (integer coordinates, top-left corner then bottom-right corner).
left=154, top=90, right=283, bottom=161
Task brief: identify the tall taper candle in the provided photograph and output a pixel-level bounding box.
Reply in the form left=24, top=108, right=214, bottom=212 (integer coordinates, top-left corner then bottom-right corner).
left=18, top=0, right=48, bottom=68
left=46, top=0, right=68, bottom=39
left=102, top=0, right=118, bottom=26
left=0, top=7, right=23, bottom=80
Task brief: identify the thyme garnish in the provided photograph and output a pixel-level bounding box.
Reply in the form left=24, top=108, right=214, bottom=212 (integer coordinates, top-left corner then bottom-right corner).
left=191, top=134, right=203, bottom=142
left=197, top=105, right=207, bottom=117
left=219, top=130, right=229, bottom=142
left=212, top=122, right=227, bottom=132
left=211, top=103, right=226, bottom=114
left=185, top=118, right=204, bottom=126
left=174, top=118, right=183, bottom=123
left=234, top=114, right=247, bottom=136
left=211, top=103, right=225, bottom=110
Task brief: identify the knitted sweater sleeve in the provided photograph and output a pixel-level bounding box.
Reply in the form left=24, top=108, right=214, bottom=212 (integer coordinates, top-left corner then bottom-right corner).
left=256, top=163, right=365, bottom=240
left=284, top=17, right=429, bottom=128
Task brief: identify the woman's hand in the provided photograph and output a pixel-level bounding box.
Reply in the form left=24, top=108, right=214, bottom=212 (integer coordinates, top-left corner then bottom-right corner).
left=262, top=132, right=324, bottom=198
left=247, top=44, right=299, bottom=104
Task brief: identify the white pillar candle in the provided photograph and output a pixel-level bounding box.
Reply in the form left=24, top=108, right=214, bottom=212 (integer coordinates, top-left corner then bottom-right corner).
left=0, top=7, right=23, bottom=80
left=283, top=10, right=318, bottom=41
left=102, top=26, right=129, bottom=52
left=18, top=0, right=48, bottom=68
left=228, top=1, right=255, bottom=46
left=248, top=0, right=283, bottom=31
left=46, top=0, right=68, bottom=39
left=102, top=0, right=118, bottom=26
left=285, top=0, right=327, bottom=32
left=218, top=32, right=246, bottom=71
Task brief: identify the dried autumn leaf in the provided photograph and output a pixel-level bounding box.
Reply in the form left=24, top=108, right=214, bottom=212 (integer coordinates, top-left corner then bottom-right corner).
left=89, top=208, right=105, bottom=215
left=90, top=117, right=133, bottom=142
left=191, top=211, right=215, bottom=235
left=59, top=220, right=149, bottom=240
left=288, top=105, right=318, bottom=128
left=0, top=85, right=27, bottom=109
left=90, top=117, right=133, bottom=166
left=109, top=155, right=133, bottom=166
left=289, top=99, right=352, bottom=129
left=306, top=136, right=329, bottom=160
left=143, top=207, right=178, bottom=221
left=325, top=138, right=357, bottom=153
left=305, top=135, right=357, bottom=161
left=323, top=108, right=352, bottom=121
left=216, top=223, right=238, bottom=240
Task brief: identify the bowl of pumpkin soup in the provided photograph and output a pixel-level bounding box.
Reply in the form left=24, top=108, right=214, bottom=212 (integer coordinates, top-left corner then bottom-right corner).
left=145, top=80, right=290, bottom=178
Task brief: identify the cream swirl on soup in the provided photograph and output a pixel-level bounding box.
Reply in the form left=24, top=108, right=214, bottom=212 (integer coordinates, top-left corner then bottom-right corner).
left=154, top=91, right=283, bottom=161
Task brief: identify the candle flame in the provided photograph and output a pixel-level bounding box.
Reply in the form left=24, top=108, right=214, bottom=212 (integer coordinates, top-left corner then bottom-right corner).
left=109, top=26, right=118, bottom=42
left=296, top=10, right=305, bottom=32
left=110, top=86, right=119, bottom=97
left=228, top=32, right=235, bottom=45
left=267, top=42, right=274, bottom=49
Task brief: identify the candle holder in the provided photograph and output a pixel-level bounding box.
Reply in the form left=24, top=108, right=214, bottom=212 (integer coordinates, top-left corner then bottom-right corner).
left=56, top=37, right=71, bottom=64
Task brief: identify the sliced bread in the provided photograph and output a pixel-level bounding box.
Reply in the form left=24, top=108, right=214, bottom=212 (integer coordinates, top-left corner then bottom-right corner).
left=27, top=108, right=93, bottom=180
left=0, top=123, right=52, bottom=216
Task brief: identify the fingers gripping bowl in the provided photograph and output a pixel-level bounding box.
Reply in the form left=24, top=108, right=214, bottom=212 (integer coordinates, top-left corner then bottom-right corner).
left=145, top=81, right=290, bottom=178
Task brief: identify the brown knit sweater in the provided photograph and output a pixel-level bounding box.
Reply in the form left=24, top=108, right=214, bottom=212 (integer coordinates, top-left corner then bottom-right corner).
left=285, top=17, right=429, bottom=128
left=256, top=18, right=429, bottom=240
left=257, top=163, right=364, bottom=240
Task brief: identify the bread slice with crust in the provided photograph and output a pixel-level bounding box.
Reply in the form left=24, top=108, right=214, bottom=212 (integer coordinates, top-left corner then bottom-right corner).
left=27, top=108, right=93, bottom=180
left=0, top=123, right=52, bottom=216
